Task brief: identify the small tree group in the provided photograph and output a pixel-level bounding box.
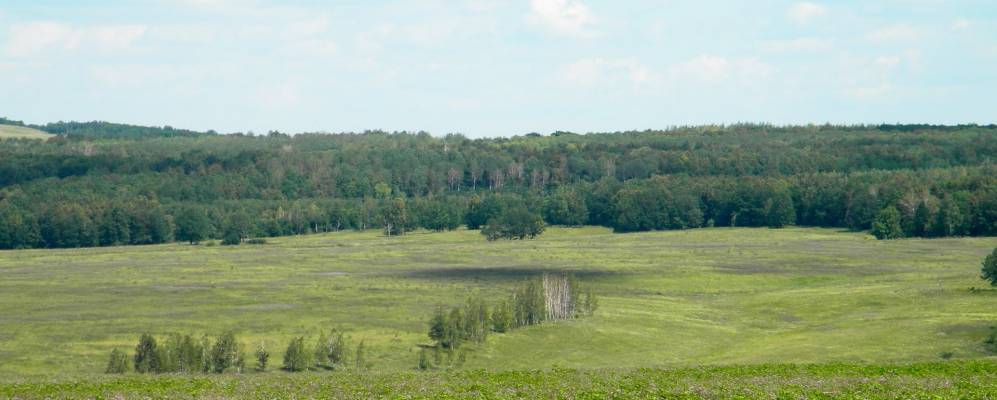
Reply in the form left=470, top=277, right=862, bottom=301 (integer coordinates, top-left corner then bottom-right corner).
left=118, top=331, right=244, bottom=374
left=282, top=329, right=360, bottom=372
left=482, top=206, right=545, bottom=241
left=423, top=274, right=598, bottom=369
left=981, top=247, right=997, bottom=286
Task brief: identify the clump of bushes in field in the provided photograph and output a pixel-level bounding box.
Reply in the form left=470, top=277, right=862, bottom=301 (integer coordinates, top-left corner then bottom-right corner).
left=421, top=273, right=598, bottom=369
left=106, top=328, right=370, bottom=374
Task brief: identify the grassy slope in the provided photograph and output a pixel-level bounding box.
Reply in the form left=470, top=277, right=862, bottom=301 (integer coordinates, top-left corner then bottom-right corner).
left=0, top=227, right=995, bottom=379
left=0, top=124, right=52, bottom=139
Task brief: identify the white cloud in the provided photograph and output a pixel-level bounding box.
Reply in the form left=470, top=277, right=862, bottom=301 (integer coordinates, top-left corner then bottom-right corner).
left=873, top=55, right=901, bottom=69
left=4, top=22, right=146, bottom=57
left=866, top=25, right=919, bottom=43
left=561, top=57, right=657, bottom=87
left=787, top=2, right=828, bottom=25
left=527, top=0, right=596, bottom=37
left=952, top=18, right=970, bottom=30
left=670, top=55, right=772, bottom=83
left=762, top=37, right=832, bottom=52
left=844, top=84, right=893, bottom=100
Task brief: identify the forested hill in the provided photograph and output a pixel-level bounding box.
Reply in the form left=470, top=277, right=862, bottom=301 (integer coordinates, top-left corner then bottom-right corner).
left=0, top=117, right=214, bottom=139
left=0, top=122, right=994, bottom=249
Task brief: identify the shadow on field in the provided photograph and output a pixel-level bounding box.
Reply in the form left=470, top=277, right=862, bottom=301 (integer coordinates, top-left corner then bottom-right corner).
left=398, top=266, right=619, bottom=282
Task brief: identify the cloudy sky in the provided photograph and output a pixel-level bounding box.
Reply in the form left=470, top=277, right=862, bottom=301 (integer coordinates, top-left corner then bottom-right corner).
left=1, top=1, right=995, bottom=136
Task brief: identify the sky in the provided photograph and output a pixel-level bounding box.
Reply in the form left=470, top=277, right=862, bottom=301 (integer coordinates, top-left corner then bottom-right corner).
left=1, top=0, right=996, bottom=137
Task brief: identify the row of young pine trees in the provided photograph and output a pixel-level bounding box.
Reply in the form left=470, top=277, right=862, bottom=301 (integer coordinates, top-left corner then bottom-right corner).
left=420, top=274, right=598, bottom=369
left=105, top=330, right=369, bottom=374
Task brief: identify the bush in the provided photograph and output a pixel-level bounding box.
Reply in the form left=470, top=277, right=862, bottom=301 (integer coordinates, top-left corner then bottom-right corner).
left=105, top=348, right=130, bottom=374
left=245, top=238, right=267, bottom=245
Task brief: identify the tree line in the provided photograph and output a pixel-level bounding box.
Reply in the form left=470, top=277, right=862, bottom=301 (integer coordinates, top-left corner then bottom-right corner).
left=106, top=330, right=369, bottom=374
left=1, top=122, right=994, bottom=250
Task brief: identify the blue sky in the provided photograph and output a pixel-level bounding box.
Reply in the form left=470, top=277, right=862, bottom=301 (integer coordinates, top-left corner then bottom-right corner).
left=1, top=1, right=995, bottom=137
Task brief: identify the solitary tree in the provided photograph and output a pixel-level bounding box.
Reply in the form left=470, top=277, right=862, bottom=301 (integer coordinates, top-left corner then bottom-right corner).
left=981, top=247, right=997, bottom=286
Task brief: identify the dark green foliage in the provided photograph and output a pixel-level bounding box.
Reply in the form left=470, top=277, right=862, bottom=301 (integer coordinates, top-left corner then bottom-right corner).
left=105, top=349, right=129, bottom=374
left=418, top=348, right=430, bottom=370
left=872, top=207, right=904, bottom=240
left=175, top=207, right=211, bottom=244
left=980, top=248, right=997, bottom=286
left=209, top=331, right=243, bottom=373
left=133, top=334, right=159, bottom=374
left=0, top=122, right=993, bottom=250
left=283, top=337, right=311, bottom=372
left=543, top=187, right=588, bottom=226
left=0, top=203, right=40, bottom=249
left=766, top=188, right=796, bottom=228
left=482, top=206, right=544, bottom=241
left=221, top=211, right=250, bottom=245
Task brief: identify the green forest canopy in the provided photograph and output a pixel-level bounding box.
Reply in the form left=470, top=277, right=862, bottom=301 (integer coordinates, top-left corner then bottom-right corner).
left=0, top=118, right=994, bottom=249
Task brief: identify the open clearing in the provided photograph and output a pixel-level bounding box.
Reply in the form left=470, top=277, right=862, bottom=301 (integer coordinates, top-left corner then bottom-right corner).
left=0, top=125, right=52, bottom=140
left=0, top=227, right=995, bottom=379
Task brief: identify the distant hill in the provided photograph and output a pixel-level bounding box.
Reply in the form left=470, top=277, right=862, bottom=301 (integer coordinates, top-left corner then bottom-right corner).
left=0, top=124, right=53, bottom=140
left=0, top=117, right=216, bottom=139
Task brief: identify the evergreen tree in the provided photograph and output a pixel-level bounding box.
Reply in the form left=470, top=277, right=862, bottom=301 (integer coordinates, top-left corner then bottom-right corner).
left=313, top=330, right=330, bottom=369
left=133, top=333, right=159, bottom=373
left=871, top=206, right=904, bottom=240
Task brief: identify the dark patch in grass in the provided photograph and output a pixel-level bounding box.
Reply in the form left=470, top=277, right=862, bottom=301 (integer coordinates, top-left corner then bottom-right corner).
left=397, top=266, right=619, bottom=282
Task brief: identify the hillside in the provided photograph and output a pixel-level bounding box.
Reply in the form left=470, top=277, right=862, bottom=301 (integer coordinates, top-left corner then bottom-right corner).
left=0, top=227, right=994, bottom=377
left=0, top=124, right=52, bottom=140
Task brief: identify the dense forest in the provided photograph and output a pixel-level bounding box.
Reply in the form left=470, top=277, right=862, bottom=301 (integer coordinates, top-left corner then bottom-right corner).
left=0, top=119, right=994, bottom=249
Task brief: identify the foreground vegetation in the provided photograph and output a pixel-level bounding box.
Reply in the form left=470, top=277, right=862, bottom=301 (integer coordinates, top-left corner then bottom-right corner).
left=1, top=227, right=994, bottom=379
left=3, top=361, right=997, bottom=399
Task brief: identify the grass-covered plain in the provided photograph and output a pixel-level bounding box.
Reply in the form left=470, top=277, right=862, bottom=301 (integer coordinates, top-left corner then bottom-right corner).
left=0, top=227, right=995, bottom=382
left=0, top=125, right=52, bottom=140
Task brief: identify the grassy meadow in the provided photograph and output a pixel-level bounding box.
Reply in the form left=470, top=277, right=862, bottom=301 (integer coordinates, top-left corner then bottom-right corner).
left=0, top=125, right=52, bottom=140
left=0, top=227, right=995, bottom=382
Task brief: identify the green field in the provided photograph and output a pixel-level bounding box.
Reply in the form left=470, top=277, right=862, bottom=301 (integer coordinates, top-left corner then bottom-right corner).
left=1, top=227, right=995, bottom=381
left=0, top=124, right=52, bottom=140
